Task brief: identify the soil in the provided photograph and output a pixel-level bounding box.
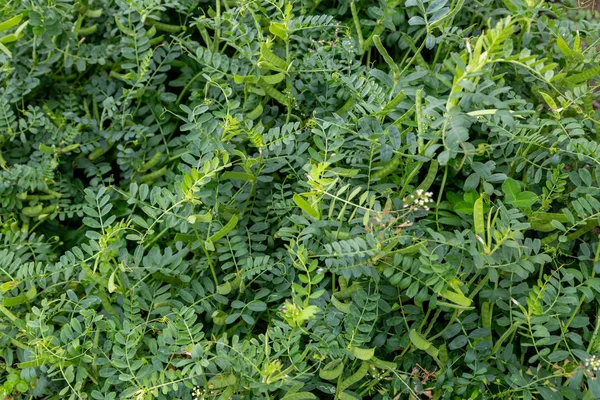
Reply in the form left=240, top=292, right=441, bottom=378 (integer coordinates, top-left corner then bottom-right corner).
left=582, top=0, right=600, bottom=12
left=560, top=0, right=600, bottom=13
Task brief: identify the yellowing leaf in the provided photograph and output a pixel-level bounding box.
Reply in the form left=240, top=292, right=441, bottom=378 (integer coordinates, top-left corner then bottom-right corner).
left=107, top=269, right=117, bottom=293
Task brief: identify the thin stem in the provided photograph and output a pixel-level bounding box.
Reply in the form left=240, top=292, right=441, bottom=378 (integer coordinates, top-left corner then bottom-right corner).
left=176, top=70, right=203, bottom=105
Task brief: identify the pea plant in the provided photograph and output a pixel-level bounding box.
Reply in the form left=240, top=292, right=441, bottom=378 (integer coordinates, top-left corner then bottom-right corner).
left=1, top=0, right=600, bottom=399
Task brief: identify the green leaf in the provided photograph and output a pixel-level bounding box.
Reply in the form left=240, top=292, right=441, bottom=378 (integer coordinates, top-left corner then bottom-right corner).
left=508, top=191, right=538, bottom=208
left=221, top=171, right=255, bottom=182
left=454, top=201, right=473, bottom=214
left=15, top=381, right=28, bottom=393
left=208, top=374, right=237, bottom=390
left=502, top=178, right=521, bottom=201
left=269, top=22, right=288, bottom=41
left=550, top=220, right=566, bottom=231
left=408, top=16, right=426, bottom=26
left=556, top=36, right=572, bottom=58
left=293, top=193, right=320, bottom=219
left=299, top=305, right=321, bottom=321
left=583, top=391, right=596, bottom=400
left=0, top=42, right=12, bottom=58
left=538, top=387, right=562, bottom=400
left=547, top=350, right=569, bottom=362
left=64, top=365, right=75, bottom=383
left=247, top=301, right=267, bottom=312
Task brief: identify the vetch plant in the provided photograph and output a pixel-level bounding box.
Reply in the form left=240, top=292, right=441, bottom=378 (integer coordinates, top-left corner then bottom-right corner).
left=0, top=0, right=599, bottom=399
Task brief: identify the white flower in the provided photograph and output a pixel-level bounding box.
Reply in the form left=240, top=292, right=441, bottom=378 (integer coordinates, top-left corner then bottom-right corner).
left=585, top=355, right=600, bottom=372
left=403, top=190, right=435, bottom=212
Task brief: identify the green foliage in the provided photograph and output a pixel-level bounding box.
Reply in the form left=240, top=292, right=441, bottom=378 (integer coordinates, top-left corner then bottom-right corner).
left=1, top=0, right=600, bottom=399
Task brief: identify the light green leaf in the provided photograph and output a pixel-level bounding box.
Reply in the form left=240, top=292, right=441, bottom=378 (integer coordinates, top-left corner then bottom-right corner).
left=454, top=201, right=474, bottom=214
left=299, top=305, right=321, bottom=321
left=221, top=171, right=255, bottom=182
left=293, top=193, right=320, bottom=219
left=502, top=178, right=521, bottom=201
left=269, top=22, right=288, bottom=41
left=508, top=191, right=538, bottom=208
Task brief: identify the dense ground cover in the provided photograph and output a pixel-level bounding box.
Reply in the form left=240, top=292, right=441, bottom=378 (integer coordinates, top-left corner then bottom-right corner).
left=1, top=0, right=600, bottom=399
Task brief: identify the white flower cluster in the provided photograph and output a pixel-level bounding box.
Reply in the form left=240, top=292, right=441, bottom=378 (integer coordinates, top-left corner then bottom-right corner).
left=403, top=189, right=434, bottom=212
left=192, top=386, right=203, bottom=400
left=585, top=355, right=600, bottom=372
left=192, top=386, right=215, bottom=400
